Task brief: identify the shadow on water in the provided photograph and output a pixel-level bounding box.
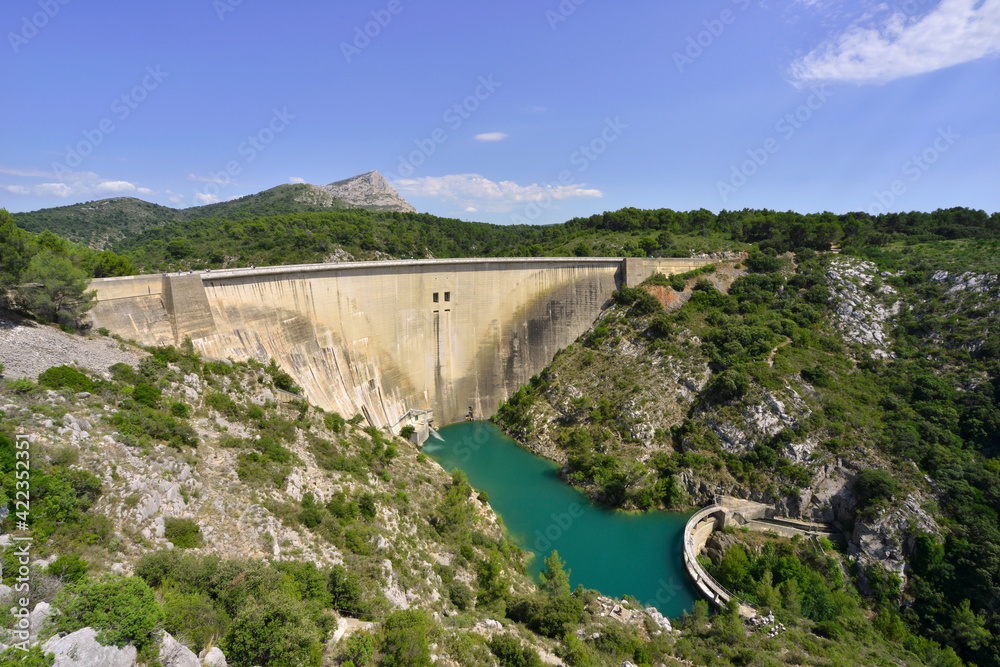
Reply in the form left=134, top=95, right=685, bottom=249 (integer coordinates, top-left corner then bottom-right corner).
left=423, top=421, right=700, bottom=618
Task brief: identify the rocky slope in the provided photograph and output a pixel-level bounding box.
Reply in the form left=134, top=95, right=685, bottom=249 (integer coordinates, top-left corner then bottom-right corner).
left=315, top=170, right=416, bottom=213
left=0, top=322, right=677, bottom=667
left=493, top=253, right=947, bottom=594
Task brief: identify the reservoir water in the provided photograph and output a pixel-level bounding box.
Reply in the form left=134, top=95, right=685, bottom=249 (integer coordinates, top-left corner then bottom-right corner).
left=423, top=421, right=699, bottom=619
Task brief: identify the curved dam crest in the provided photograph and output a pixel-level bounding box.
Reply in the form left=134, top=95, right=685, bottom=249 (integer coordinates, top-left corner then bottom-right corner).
left=88, top=257, right=714, bottom=428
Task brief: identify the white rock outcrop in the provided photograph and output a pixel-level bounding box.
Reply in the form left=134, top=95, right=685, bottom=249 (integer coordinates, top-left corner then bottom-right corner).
left=42, top=627, right=137, bottom=667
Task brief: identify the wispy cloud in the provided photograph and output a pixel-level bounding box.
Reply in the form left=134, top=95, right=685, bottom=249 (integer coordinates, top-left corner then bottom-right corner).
left=475, top=132, right=509, bottom=142
left=289, top=176, right=306, bottom=184
left=188, top=172, right=238, bottom=184
left=194, top=192, right=221, bottom=204
left=0, top=168, right=146, bottom=199
left=790, top=0, right=1000, bottom=84
left=392, top=173, right=602, bottom=213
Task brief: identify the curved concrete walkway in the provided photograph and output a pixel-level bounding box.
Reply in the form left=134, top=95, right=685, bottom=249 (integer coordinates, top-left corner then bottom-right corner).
left=682, top=496, right=840, bottom=618
left=682, top=501, right=761, bottom=618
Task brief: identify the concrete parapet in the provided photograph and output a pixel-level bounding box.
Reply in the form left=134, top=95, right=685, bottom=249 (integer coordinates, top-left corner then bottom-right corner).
left=622, top=257, right=717, bottom=288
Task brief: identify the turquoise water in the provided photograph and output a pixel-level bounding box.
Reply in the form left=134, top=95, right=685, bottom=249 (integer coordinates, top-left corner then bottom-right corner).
left=423, top=421, right=698, bottom=618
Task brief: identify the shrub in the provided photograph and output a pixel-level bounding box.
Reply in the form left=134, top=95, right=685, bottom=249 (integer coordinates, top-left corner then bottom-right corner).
left=490, top=633, right=544, bottom=667
left=162, top=585, right=228, bottom=654
left=855, top=469, right=898, bottom=509
left=170, top=401, right=190, bottom=418
left=7, top=377, right=35, bottom=394
left=222, top=590, right=321, bottom=667
left=164, top=518, right=203, bottom=549
left=378, top=609, right=435, bottom=667
left=631, top=289, right=663, bottom=316
left=449, top=580, right=475, bottom=611
left=132, top=382, right=161, bottom=408
left=328, top=565, right=366, bottom=617
left=710, top=368, right=752, bottom=401
left=325, top=412, right=346, bottom=433
left=37, top=365, right=93, bottom=393
left=357, top=493, right=377, bottom=521
left=54, top=576, right=164, bottom=651
left=46, top=554, right=88, bottom=583
left=0, top=645, right=54, bottom=666
left=342, top=632, right=376, bottom=666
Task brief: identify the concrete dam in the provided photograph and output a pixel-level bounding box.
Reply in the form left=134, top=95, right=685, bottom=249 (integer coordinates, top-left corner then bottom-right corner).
left=88, top=257, right=714, bottom=430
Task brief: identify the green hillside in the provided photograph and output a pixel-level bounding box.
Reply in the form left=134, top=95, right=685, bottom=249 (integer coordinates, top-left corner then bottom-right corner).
left=110, top=205, right=1000, bottom=274
left=494, top=239, right=1000, bottom=665
left=13, top=197, right=185, bottom=250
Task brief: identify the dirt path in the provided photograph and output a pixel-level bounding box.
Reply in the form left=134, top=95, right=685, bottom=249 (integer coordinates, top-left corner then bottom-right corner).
left=767, top=337, right=792, bottom=367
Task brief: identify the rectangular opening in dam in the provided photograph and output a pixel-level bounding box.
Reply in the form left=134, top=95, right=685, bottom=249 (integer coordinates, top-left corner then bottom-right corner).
left=433, top=292, right=439, bottom=303
left=444, top=292, right=451, bottom=302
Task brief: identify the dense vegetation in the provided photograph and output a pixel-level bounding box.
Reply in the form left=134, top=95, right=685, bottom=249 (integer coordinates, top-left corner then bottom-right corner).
left=102, top=205, right=1000, bottom=273
left=3, top=202, right=1000, bottom=665
left=0, top=209, right=134, bottom=326
left=495, top=235, right=1000, bottom=665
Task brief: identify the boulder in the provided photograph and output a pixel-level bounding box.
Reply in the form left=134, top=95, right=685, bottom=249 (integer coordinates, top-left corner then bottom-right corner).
left=29, top=601, right=52, bottom=643
left=200, top=646, right=228, bottom=667
left=0, top=584, right=12, bottom=607
left=42, top=627, right=137, bottom=667
left=159, top=631, right=200, bottom=667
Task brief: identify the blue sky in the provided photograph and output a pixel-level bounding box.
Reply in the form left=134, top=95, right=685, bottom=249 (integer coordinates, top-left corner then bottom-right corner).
left=2, top=0, right=998, bottom=225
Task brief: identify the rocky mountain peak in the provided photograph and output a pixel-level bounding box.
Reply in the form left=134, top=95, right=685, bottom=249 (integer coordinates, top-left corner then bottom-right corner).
left=317, top=170, right=416, bottom=213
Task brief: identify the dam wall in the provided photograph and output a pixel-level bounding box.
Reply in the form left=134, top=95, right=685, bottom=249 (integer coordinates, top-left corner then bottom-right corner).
left=88, top=257, right=714, bottom=428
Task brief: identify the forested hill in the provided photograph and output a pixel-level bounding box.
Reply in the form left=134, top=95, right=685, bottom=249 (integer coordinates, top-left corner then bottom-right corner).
left=13, top=197, right=185, bottom=250
left=11, top=171, right=416, bottom=250
left=111, top=205, right=1000, bottom=274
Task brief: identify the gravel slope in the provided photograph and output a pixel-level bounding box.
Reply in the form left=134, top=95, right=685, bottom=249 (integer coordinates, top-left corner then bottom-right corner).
left=0, top=311, right=145, bottom=380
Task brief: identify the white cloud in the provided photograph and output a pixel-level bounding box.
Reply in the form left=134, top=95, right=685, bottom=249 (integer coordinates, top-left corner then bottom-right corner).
left=3, top=183, right=74, bottom=198
left=137, top=187, right=154, bottom=195
left=194, top=193, right=221, bottom=205
left=94, top=181, right=137, bottom=195
left=392, top=173, right=603, bottom=213
left=1, top=177, right=141, bottom=199
left=790, top=0, right=1000, bottom=84
left=475, top=132, right=509, bottom=142
left=188, top=173, right=237, bottom=184
left=289, top=176, right=306, bottom=184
